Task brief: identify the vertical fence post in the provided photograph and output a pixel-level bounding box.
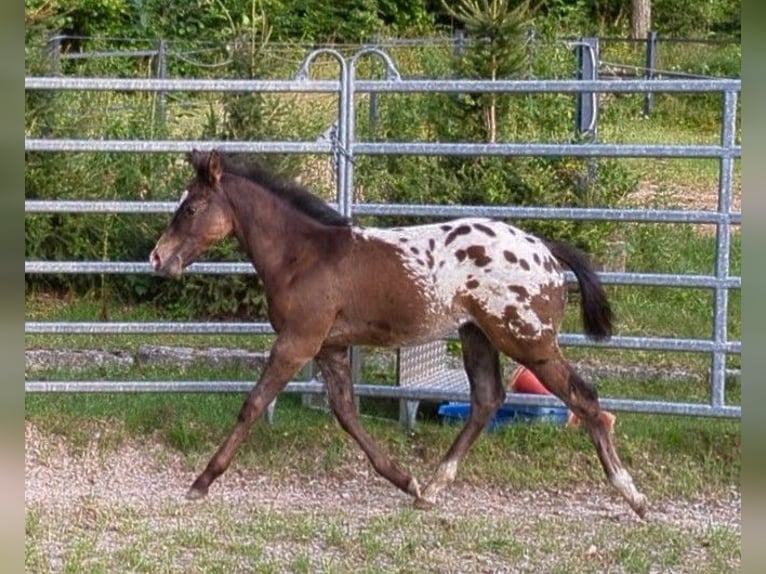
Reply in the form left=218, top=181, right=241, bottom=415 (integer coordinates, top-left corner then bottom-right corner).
left=47, top=32, right=62, bottom=76
left=575, top=37, right=600, bottom=209
left=710, top=89, right=738, bottom=409
left=368, top=37, right=380, bottom=140
left=575, top=36, right=598, bottom=137
left=643, top=30, right=658, bottom=116
left=525, top=28, right=537, bottom=78
left=454, top=29, right=465, bottom=58
left=42, top=32, right=63, bottom=136
left=293, top=48, right=350, bottom=412
left=153, top=39, right=168, bottom=131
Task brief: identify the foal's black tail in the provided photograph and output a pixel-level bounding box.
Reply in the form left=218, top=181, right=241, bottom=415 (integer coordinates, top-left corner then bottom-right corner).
left=545, top=240, right=613, bottom=341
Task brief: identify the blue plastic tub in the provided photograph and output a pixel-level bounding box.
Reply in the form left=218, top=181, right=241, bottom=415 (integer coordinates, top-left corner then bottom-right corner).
left=438, top=401, right=568, bottom=431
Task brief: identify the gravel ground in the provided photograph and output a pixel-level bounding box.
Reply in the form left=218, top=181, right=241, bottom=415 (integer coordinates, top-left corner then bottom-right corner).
left=25, top=420, right=740, bottom=572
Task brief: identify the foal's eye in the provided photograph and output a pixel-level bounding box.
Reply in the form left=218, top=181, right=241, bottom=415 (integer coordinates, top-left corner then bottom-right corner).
left=184, top=204, right=198, bottom=215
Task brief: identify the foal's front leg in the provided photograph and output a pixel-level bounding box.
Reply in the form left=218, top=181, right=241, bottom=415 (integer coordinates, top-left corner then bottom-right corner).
left=187, top=335, right=318, bottom=500
left=315, top=345, right=422, bottom=500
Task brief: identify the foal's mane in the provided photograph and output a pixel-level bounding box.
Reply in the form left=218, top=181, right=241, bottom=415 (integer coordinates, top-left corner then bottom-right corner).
left=218, top=153, right=351, bottom=227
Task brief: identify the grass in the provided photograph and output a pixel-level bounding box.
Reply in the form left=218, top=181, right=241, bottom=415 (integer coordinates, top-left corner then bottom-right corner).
left=24, top=495, right=740, bottom=573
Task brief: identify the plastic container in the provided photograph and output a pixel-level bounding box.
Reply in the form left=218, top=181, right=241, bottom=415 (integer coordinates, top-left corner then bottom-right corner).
left=437, top=401, right=568, bottom=431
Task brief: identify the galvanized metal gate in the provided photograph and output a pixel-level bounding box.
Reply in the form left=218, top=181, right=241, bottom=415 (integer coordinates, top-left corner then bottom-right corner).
left=25, top=47, right=741, bottom=419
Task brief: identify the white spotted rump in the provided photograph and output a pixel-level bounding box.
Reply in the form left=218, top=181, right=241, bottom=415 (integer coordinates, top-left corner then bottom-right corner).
left=356, top=217, right=564, bottom=339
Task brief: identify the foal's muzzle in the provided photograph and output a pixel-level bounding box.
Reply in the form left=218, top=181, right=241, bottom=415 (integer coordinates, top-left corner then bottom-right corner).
left=149, top=248, right=183, bottom=278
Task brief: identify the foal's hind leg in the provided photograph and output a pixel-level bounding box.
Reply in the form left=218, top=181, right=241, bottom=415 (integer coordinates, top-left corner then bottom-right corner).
left=526, top=351, right=648, bottom=518
left=315, top=346, right=422, bottom=499
left=415, top=323, right=505, bottom=509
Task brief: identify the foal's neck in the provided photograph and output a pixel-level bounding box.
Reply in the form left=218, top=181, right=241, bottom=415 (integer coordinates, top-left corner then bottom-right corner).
left=224, top=176, right=330, bottom=278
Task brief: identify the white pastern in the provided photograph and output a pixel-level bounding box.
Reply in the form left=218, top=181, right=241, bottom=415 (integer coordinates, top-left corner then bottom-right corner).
left=437, top=459, right=459, bottom=483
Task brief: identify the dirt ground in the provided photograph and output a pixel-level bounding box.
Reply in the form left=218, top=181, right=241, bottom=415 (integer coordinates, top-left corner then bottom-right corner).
left=25, top=421, right=741, bottom=572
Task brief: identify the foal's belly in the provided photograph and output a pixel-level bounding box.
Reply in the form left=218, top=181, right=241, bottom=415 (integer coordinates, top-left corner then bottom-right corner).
left=325, top=298, right=466, bottom=348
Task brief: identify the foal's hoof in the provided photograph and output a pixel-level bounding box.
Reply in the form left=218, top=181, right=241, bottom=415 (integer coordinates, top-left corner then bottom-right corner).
left=631, top=493, right=649, bottom=519
left=406, top=478, right=422, bottom=499
left=413, top=497, right=436, bottom=511
left=185, top=486, right=208, bottom=501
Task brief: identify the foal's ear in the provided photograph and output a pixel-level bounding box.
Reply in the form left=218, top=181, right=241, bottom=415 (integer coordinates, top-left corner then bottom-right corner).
left=188, top=149, right=222, bottom=187
left=207, top=150, right=223, bottom=185
left=188, top=149, right=206, bottom=172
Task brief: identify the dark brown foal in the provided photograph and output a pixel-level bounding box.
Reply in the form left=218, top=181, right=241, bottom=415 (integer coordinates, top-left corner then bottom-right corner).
left=150, top=149, right=648, bottom=519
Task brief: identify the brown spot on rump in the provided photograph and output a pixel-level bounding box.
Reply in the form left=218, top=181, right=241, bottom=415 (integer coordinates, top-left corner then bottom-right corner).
left=533, top=253, right=541, bottom=266
left=508, top=285, right=530, bottom=300
left=503, top=304, right=538, bottom=338
left=426, top=250, right=435, bottom=269
left=525, top=236, right=537, bottom=244
left=519, top=258, right=530, bottom=271
left=440, top=224, right=453, bottom=232
left=528, top=281, right=567, bottom=329
left=410, top=246, right=420, bottom=255
left=399, top=237, right=409, bottom=243
left=429, top=238, right=436, bottom=250
left=466, top=245, right=492, bottom=267
left=444, top=225, right=471, bottom=246
left=455, top=249, right=467, bottom=262
left=504, top=251, right=518, bottom=264
left=473, top=223, right=496, bottom=237
left=466, top=279, right=480, bottom=289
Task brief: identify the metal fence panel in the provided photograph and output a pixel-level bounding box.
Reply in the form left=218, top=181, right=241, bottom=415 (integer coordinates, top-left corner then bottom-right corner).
left=24, top=48, right=741, bottom=418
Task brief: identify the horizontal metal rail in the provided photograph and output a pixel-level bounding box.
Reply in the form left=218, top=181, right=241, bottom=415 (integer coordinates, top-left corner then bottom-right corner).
left=25, top=321, right=741, bottom=354
left=25, top=77, right=741, bottom=94
left=24, top=139, right=741, bottom=157
left=23, top=261, right=742, bottom=290
left=352, top=142, right=740, bottom=158
left=23, top=379, right=741, bottom=418
left=24, top=140, right=334, bottom=154
left=352, top=203, right=742, bottom=225
left=24, top=200, right=742, bottom=226
left=26, top=321, right=277, bottom=335
left=25, top=77, right=341, bottom=92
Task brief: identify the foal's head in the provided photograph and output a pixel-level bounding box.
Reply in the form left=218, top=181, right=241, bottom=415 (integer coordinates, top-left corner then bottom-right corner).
left=150, top=149, right=234, bottom=278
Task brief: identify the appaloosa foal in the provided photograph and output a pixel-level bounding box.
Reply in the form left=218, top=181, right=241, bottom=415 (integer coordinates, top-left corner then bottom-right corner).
left=150, top=149, right=647, bottom=518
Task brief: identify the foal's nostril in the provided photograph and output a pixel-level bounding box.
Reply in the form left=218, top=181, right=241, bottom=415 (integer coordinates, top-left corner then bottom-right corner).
left=149, top=249, right=162, bottom=271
